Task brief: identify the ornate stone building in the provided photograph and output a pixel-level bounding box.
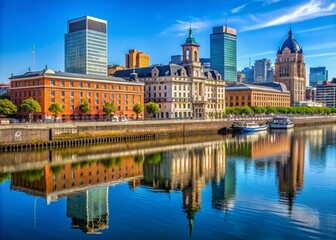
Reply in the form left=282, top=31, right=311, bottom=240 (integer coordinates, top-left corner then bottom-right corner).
left=114, top=28, right=226, bottom=119
left=273, top=28, right=306, bottom=105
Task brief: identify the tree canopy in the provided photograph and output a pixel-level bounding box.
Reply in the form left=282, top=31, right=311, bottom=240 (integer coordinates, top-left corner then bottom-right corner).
left=20, top=98, right=41, bottom=122
left=0, top=99, right=17, bottom=116
left=48, top=103, right=64, bottom=118
left=133, top=103, right=143, bottom=119
left=79, top=99, right=91, bottom=114
left=103, top=102, right=116, bottom=118
left=145, top=102, right=159, bottom=117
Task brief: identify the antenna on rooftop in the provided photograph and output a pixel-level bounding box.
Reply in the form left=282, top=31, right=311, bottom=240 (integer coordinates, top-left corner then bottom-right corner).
left=32, top=44, right=35, bottom=71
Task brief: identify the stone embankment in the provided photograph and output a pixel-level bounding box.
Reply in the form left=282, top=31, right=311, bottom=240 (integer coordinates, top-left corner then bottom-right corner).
left=0, top=115, right=335, bottom=152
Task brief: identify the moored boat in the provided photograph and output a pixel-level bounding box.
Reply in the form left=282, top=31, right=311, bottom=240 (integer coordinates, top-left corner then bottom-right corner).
left=268, top=117, right=294, bottom=129
left=241, top=122, right=268, bottom=132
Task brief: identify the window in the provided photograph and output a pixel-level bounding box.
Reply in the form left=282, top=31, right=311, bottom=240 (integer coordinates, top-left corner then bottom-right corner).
left=117, top=85, right=121, bottom=90
left=62, top=98, right=65, bottom=103
left=70, top=81, right=74, bottom=87
left=61, top=91, right=65, bottom=97
left=95, top=84, right=99, bottom=89
left=50, top=90, right=55, bottom=96
left=70, top=98, right=74, bottom=103
left=51, top=98, right=55, bottom=103
left=50, top=80, right=55, bottom=86
left=79, top=82, right=83, bottom=88
left=86, top=83, right=90, bottom=88
left=70, top=92, right=74, bottom=97
left=60, top=81, right=64, bottom=86
left=80, top=92, right=83, bottom=97
left=95, top=93, right=99, bottom=98
left=87, top=92, right=91, bottom=97
left=102, top=84, right=106, bottom=89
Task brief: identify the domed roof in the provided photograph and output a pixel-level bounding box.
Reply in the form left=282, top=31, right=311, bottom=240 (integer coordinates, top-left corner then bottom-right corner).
left=278, top=27, right=303, bottom=54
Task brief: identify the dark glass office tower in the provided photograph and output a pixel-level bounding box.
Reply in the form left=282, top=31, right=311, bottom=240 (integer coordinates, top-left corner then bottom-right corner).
left=65, top=16, right=107, bottom=76
left=210, top=26, right=237, bottom=82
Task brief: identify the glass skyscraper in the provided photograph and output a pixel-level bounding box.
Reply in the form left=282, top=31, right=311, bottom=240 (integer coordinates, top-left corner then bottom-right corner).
left=65, top=16, right=107, bottom=76
left=210, top=26, right=237, bottom=82
left=309, top=67, right=328, bottom=86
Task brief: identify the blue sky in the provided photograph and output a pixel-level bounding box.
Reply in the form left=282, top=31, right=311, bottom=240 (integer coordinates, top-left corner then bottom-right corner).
left=0, top=0, right=335, bottom=83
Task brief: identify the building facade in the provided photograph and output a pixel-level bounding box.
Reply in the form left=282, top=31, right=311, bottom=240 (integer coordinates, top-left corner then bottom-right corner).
left=305, top=86, right=316, bottom=101
left=225, top=82, right=290, bottom=107
left=309, top=67, right=328, bottom=86
left=241, top=67, right=254, bottom=83
left=170, top=55, right=183, bottom=65
left=107, top=65, right=125, bottom=77
left=9, top=67, right=144, bottom=121
left=273, top=28, right=306, bottom=105
left=115, top=28, right=226, bottom=119
left=254, top=58, right=273, bottom=83
left=65, top=16, right=107, bottom=76
left=0, top=83, right=10, bottom=95
left=126, top=49, right=150, bottom=68
left=210, top=26, right=237, bottom=82
left=316, top=81, right=336, bottom=107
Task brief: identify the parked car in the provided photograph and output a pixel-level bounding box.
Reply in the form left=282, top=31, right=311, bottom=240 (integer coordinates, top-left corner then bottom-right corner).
left=120, top=118, right=128, bottom=122
left=112, top=116, right=119, bottom=122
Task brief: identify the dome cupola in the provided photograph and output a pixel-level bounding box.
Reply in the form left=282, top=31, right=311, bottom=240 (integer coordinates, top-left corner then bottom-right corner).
left=278, top=27, right=303, bottom=54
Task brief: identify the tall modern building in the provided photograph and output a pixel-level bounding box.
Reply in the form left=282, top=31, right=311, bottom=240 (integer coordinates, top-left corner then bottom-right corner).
left=125, top=49, right=150, bottom=68
left=273, top=28, right=306, bottom=105
left=210, top=26, right=237, bottom=82
left=254, top=58, right=273, bottom=83
left=309, top=67, right=328, bottom=86
left=65, top=16, right=107, bottom=76
left=241, top=67, right=254, bottom=83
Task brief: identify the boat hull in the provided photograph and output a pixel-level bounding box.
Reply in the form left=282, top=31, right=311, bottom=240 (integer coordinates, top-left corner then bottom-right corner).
left=268, top=123, right=294, bottom=129
left=241, top=126, right=268, bottom=132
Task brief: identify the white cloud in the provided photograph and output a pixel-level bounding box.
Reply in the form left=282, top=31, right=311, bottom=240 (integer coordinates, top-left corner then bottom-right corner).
left=231, top=0, right=281, bottom=14
left=241, top=50, right=275, bottom=58
left=160, top=20, right=210, bottom=36
left=296, top=24, right=336, bottom=33
left=305, top=42, right=336, bottom=51
left=232, top=3, right=249, bottom=14
left=242, top=0, right=336, bottom=32
left=305, top=52, right=336, bottom=58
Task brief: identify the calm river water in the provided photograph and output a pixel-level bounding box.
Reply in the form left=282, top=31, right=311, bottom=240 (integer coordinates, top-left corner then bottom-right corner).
left=0, top=124, right=335, bottom=240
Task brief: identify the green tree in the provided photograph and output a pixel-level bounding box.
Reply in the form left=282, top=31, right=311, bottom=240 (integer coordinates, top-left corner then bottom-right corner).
left=266, top=106, right=277, bottom=114
left=79, top=99, right=91, bottom=119
left=145, top=101, right=159, bottom=118
left=48, top=103, right=64, bottom=121
left=103, top=102, right=116, bottom=119
left=0, top=99, right=17, bottom=116
left=20, top=97, right=41, bottom=123
left=0, top=92, right=10, bottom=100
left=133, top=103, right=143, bottom=119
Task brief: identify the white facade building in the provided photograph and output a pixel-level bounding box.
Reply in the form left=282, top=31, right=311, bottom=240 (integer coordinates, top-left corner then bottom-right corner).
left=114, top=28, right=226, bottom=119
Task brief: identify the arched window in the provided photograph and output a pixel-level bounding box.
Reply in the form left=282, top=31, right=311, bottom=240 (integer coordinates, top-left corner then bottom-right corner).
left=186, top=49, right=190, bottom=61
left=194, top=51, right=198, bottom=61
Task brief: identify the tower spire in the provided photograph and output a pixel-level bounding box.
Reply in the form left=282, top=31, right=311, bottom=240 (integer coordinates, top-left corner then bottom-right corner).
left=289, top=26, right=293, bottom=38
left=189, top=22, right=192, bottom=37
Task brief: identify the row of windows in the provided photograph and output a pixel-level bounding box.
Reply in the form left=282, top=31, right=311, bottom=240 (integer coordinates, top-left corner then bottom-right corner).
left=50, top=91, right=140, bottom=100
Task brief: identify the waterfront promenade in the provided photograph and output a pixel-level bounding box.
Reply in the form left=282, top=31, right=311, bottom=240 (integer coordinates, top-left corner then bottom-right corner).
left=0, top=115, right=335, bottom=151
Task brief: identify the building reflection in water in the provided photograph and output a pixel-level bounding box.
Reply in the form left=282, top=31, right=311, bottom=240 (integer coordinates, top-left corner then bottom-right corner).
left=2, top=128, right=314, bottom=235
left=10, top=156, right=143, bottom=234
left=276, top=132, right=305, bottom=214
left=142, top=141, right=226, bottom=236
left=67, top=187, right=109, bottom=234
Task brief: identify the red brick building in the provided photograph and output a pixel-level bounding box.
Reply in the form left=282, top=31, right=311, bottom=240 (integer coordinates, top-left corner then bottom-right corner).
left=9, top=67, right=144, bottom=121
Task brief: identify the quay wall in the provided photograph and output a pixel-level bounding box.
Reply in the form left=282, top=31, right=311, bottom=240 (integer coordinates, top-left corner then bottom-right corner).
left=0, top=116, right=335, bottom=151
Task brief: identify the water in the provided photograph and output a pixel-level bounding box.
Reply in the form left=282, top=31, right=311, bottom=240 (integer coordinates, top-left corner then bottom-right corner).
left=0, top=125, right=335, bottom=240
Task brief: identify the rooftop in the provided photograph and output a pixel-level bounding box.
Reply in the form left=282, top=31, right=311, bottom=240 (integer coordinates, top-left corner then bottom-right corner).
left=226, top=82, right=289, bottom=93
left=9, top=66, right=141, bottom=84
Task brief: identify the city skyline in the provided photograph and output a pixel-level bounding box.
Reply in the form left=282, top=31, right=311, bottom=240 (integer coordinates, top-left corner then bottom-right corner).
left=0, top=0, right=335, bottom=82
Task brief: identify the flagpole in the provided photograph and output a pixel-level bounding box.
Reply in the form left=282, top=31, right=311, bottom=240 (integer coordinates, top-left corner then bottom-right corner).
left=32, top=44, right=35, bottom=71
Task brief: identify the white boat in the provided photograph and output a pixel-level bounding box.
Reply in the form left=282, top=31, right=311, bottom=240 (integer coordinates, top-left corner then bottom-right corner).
left=241, top=122, right=268, bottom=132
left=268, top=117, right=294, bottom=129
